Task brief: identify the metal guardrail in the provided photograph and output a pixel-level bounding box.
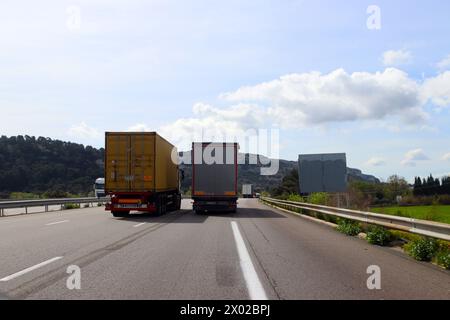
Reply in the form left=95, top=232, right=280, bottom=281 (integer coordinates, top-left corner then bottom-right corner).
left=0, top=197, right=108, bottom=217
left=261, top=197, right=450, bottom=242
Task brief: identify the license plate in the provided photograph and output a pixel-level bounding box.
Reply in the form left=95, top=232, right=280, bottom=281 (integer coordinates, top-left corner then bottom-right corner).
left=117, top=204, right=139, bottom=208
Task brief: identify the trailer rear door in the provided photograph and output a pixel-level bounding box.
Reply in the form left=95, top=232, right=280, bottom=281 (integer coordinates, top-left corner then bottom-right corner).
left=192, top=143, right=237, bottom=197
left=105, top=133, right=156, bottom=192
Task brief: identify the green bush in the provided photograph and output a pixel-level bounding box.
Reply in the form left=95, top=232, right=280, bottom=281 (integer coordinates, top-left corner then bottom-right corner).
left=287, top=193, right=303, bottom=202
left=404, top=238, right=438, bottom=262
left=308, top=193, right=329, bottom=205
left=434, top=247, right=450, bottom=270
left=64, top=203, right=80, bottom=210
left=9, top=192, right=41, bottom=200
left=366, top=226, right=392, bottom=246
left=324, top=215, right=338, bottom=224
left=336, top=219, right=362, bottom=236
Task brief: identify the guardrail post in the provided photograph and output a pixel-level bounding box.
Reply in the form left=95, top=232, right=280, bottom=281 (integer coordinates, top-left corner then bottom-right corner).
left=0, top=208, right=3, bottom=217
left=61, top=204, right=63, bottom=211
left=25, top=206, right=28, bottom=214
left=45, top=205, right=48, bottom=212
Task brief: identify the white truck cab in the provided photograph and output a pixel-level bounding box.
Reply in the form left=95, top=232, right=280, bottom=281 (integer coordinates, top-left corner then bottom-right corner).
left=94, top=178, right=105, bottom=198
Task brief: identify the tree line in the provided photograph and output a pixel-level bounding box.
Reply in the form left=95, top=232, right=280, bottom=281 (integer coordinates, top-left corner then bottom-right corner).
left=0, top=135, right=104, bottom=198
left=413, top=175, right=450, bottom=196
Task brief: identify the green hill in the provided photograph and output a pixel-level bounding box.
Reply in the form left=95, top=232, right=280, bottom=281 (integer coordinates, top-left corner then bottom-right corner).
left=0, top=135, right=104, bottom=197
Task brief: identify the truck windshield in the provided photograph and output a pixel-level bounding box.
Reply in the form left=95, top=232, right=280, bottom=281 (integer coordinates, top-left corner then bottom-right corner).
left=95, top=183, right=104, bottom=189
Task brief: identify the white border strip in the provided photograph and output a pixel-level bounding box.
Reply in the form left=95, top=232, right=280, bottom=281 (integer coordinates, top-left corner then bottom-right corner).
left=133, top=222, right=146, bottom=228
left=230, top=221, right=268, bottom=300
left=45, top=220, right=69, bottom=226
left=0, top=256, right=63, bottom=282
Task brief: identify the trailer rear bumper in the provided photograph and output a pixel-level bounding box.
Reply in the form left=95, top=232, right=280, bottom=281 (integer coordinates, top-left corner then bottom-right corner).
left=192, top=197, right=237, bottom=212
left=105, top=192, right=157, bottom=213
left=105, top=202, right=156, bottom=212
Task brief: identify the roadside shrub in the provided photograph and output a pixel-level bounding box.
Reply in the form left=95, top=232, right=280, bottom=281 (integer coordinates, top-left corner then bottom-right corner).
left=97, top=203, right=103, bottom=207
left=324, top=215, right=338, bottom=224
left=64, top=203, right=80, bottom=210
left=366, top=226, right=392, bottom=246
left=287, top=193, right=303, bottom=202
left=336, top=219, right=362, bottom=236
left=308, top=193, right=329, bottom=205
left=438, top=195, right=450, bottom=205
left=434, top=247, right=450, bottom=270
left=10, top=192, right=41, bottom=200
left=404, top=238, right=438, bottom=262
left=398, top=195, right=450, bottom=206
left=390, top=230, right=421, bottom=243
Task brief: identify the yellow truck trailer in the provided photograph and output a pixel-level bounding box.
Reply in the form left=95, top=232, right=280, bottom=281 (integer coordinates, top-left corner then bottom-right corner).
left=104, top=132, right=182, bottom=217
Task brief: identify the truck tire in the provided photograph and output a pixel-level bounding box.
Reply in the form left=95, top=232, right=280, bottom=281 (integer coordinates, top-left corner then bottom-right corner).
left=176, top=195, right=182, bottom=211
left=112, top=211, right=130, bottom=218
left=156, top=196, right=167, bottom=216
left=195, top=209, right=204, bottom=215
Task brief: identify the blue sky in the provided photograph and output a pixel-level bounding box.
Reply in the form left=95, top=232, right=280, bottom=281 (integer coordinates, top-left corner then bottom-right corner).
left=1, top=0, right=450, bottom=182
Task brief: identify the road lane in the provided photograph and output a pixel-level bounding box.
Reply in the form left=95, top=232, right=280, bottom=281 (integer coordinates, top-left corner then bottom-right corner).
left=0, top=201, right=190, bottom=288
left=20, top=205, right=251, bottom=299
left=0, top=198, right=448, bottom=300
left=236, top=199, right=450, bottom=299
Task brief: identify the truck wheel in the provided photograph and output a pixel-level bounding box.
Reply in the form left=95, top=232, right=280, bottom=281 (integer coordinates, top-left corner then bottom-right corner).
left=112, top=211, right=130, bottom=218
left=156, top=197, right=167, bottom=216
left=195, top=209, right=204, bottom=215
left=176, top=195, right=182, bottom=211
left=156, top=199, right=163, bottom=216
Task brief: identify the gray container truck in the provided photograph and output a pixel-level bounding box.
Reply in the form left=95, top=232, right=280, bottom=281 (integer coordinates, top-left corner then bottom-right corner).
left=192, top=142, right=239, bottom=214
left=242, top=184, right=253, bottom=198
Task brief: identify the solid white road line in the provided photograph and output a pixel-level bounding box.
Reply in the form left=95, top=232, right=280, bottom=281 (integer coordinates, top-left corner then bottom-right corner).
left=230, top=221, right=268, bottom=300
left=45, top=220, right=69, bottom=226
left=133, top=222, right=147, bottom=228
left=0, top=256, right=63, bottom=282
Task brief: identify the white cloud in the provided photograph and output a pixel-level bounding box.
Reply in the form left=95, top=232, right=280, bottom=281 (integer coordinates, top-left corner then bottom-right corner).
left=68, top=122, right=100, bottom=139
left=442, top=153, right=450, bottom=161
left=382, top=50, right=413, bottom=66
left=437, top=54, right=450, bottom=70
left=158, top=103, right=267, bottom=151
left=365, top=157, right=386, bottom=167
left=127, top=124, right=154, bottom=132
left=148, top=67, right=450, bottom=154
left=221, top=68, right=427, bottom=128
left=401, top=148, right=429, bottom=166
left=422, top=71, right=450, bottom=107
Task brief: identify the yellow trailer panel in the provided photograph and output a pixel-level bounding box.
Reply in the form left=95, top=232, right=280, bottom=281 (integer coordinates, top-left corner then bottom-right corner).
left=105, top=132, right=178, bottom=193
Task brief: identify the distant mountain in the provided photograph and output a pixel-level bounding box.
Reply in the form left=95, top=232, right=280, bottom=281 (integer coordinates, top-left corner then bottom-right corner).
left=347, top=167, right=381, bottom=184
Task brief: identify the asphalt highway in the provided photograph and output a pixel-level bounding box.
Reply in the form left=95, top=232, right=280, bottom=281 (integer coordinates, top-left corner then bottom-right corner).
left=0, top=199, right=448, bottom=300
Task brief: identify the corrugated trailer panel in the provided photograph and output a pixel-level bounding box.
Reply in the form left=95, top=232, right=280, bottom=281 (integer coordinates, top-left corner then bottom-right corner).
left=130, top=133, right=155, bottom=191
left=105, top=133, right=137, bottom=192
left=192, top=143, right=237, bottom=196
left=105, top=132, right=178, bottom=193
left=155, top=134, right=179, bottom=192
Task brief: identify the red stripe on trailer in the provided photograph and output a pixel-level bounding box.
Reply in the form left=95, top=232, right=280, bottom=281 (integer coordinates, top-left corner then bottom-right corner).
left=234, top=143, right=238, bottom=195
left=191, top=143, right=195, bottom=196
